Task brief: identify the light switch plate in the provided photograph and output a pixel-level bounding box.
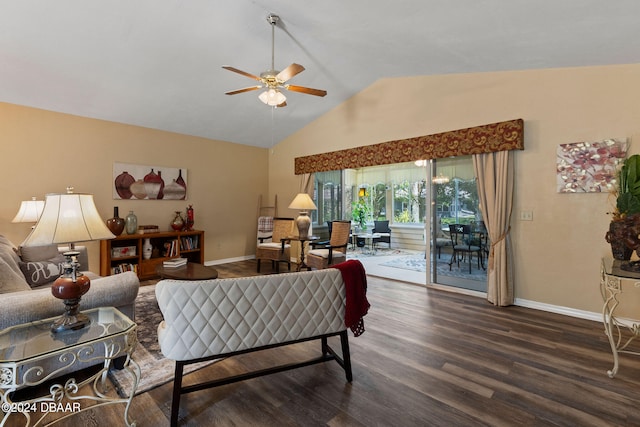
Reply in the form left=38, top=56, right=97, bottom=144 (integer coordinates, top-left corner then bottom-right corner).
left=520, top=210, right=533, bottom=221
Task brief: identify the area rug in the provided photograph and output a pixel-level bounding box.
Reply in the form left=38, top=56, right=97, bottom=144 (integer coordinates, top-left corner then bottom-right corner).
left=347, top=247, right=414, bottom=259
left=380, top=254, right=487, bottom=281
left=108, top=284, right=218, bottom=398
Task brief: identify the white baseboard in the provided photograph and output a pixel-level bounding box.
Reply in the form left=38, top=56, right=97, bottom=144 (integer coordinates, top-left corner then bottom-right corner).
left=427, top=283, right=602, bottom=323
left=514, top=298, right=601, bottom=323
left=205, top=255, right=254, bottom=266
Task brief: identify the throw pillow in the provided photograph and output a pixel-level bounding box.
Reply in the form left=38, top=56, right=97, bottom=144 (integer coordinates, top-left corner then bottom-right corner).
left=19, top=254, right=66, bottom=288
left=19, top=244, right=60, bottom=262
left=0, top=254, right=31, bottom=293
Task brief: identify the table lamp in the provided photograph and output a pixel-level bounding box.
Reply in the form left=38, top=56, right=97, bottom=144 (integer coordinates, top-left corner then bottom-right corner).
left=11, top=197, right=45, bottom=227
left=21, top=187, right=115, bottom=332
left=288, top=193, right=317, bottom=239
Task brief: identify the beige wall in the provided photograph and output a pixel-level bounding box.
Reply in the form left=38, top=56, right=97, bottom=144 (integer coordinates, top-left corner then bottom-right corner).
left=270, top=63, right=640, bottom=314
left=0, top=103, right=268, bottom=272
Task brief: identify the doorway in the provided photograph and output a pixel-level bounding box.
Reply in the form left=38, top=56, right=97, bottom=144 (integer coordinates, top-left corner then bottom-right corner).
left=313, top=160, right=487, bottom=292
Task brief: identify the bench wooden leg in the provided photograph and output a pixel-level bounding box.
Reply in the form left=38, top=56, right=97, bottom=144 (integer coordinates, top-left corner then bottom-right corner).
left=340, top=330, right=353, bottom=382
left=170, top=361, right=185, bottom=427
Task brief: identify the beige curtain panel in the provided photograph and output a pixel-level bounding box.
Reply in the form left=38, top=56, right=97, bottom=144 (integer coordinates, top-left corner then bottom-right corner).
left=473, top=150, right=515, bottom=306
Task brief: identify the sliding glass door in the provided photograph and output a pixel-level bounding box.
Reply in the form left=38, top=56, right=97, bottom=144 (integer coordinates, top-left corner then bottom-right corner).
left=432, top=157, right=487, bottom=292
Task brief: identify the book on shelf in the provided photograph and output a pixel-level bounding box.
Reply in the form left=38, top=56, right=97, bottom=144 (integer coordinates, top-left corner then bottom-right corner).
left=180, top=235, right=199, bottom=251
left=163, top=257, right=187, bottom=268
left=162, top=239, right=179, bottom=257
left=111, top=263, right=138, bottom=275
left=138, top=225, right=159, bottom=234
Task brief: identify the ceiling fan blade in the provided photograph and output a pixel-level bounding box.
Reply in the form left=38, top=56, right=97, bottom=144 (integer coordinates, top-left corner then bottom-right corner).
left=286, top=84, right=327, bottom=97
left=222, top=66, right=262, bottom=81
left=225, top=86, right=262, bottom=95
left=276, top=101, right=287, bottom=108
left=276, top=63, right=305, bottom=83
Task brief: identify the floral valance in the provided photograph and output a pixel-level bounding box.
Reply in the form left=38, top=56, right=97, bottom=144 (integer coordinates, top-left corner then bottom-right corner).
left=294, top=118, right=524, bottom=175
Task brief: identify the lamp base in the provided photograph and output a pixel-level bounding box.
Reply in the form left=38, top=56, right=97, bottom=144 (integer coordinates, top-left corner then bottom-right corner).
left=295, top=212, right=311, bottom=239
left=51, top=301, right=91, bottom=332
left=50, top=251, right=91, bottom=333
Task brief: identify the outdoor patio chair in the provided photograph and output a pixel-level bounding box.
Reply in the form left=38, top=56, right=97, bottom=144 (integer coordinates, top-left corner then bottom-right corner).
left=448, top=223, right=484, bottom=273
left=372, top=220, right=391, bottom=249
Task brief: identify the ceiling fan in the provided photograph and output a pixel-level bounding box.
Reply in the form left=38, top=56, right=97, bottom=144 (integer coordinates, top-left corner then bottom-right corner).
left=223, top=13, right=327, bottom=108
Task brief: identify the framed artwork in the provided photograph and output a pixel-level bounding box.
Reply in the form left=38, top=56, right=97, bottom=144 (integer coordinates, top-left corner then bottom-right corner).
left=113, top=162, right=188, bottom=200
left=556, top=138, right=627, bottom=193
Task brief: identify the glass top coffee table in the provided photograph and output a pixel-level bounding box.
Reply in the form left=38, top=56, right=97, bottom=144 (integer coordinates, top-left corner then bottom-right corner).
left=156, top=262, right=218, bottom=280
left=0, top=306, right=139, bottom=426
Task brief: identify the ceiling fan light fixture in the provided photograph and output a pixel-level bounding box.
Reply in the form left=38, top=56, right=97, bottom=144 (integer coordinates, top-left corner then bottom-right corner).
left=259, top=88, right=286, bottom=106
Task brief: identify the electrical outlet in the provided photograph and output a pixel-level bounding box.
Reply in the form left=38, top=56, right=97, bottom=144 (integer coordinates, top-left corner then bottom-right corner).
left=520, top=210, right=533, bottom=221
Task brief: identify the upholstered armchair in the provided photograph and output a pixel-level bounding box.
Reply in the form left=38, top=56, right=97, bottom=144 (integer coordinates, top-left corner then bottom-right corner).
left=372, top=220, right=391, bottom=249
left=256, top=217, right=294, bottom=273
left=306, top=220, right=351, bottom=270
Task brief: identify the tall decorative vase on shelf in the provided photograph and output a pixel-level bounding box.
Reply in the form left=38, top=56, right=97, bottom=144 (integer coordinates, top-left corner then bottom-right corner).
left=185, top=205, right=194, bottom=230
left=125, top=210, right=138, bottom=235
left=171, top=211, right=184, bottom=231
left=143, top=238, right=153, bottom=260
left=106, top=207, right=125, bottom=236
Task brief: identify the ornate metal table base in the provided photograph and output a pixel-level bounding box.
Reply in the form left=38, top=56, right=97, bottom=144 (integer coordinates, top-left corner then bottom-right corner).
left=0, top=307, right=139, bottom=426
left=600, top=258, right=640, bottom=378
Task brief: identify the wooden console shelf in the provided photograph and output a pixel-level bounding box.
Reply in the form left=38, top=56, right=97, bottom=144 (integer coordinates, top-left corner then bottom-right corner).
left=100, top=230, right=204, bottom=280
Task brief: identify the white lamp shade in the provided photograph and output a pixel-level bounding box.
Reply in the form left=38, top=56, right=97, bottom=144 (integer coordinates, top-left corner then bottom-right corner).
left=21, top=192, right=115, bottom=246
left=288, top=193, right=317, bottom=211
left=11, top=198, right=45, bottom=223
left=259, top=88, right=287, bottom=106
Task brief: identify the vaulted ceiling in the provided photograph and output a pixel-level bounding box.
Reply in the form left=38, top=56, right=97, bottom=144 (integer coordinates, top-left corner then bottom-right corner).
left=1, top=1, right=640, bottom=148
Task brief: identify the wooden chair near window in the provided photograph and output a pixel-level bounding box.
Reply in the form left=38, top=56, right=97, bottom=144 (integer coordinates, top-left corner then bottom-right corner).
left=448, top=223, right=484, bottom=273
left=256, top=217, right=294, bottom=273
left=306, top=221, right=351, bottom=270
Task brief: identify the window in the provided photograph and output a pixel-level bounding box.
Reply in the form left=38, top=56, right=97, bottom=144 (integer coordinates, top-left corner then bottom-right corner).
left=313, top=170, right=343, bottom=225
left=392, top=179, right=427, bottom=224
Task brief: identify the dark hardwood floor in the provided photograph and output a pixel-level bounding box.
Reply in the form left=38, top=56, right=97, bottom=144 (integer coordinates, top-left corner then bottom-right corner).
left=11, top=260, right=640, bottom=426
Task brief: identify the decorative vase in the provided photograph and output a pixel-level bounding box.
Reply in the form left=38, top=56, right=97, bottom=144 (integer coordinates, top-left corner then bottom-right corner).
left=157, top=171, right=165, bottom=200
left=185, top=205, right=194, bottom=230
left=130, top=179, right=147, bottom=199
left=176, top=169, right=186, bottom=196
left=163, top=180, right=186, bottom=200
left=114, top=171, right=135, bottom=199
left=605, top=221, right=633, bottom=261
left=143, top=238, right=153, bottom=260
left=125, top=210, right=138, bottom=235
left=106, top=206, right=125, bottom=236
left=171, top=211, right=184, bottom=231
left=144, top=168, right=162, bottom=199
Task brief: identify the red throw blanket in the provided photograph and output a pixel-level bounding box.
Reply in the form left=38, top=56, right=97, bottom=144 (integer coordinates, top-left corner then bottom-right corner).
left=331, top=259, right=370, bottom=336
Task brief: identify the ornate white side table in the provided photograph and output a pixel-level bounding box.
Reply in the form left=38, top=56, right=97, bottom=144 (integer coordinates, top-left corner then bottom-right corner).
left=0, top=307, right=139, bottom=426
left=600, top=257, right=640, bottom=378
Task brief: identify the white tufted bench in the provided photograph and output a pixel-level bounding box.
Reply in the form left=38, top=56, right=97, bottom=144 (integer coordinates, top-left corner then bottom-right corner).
left=156, top=268, right=354, bottom=426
